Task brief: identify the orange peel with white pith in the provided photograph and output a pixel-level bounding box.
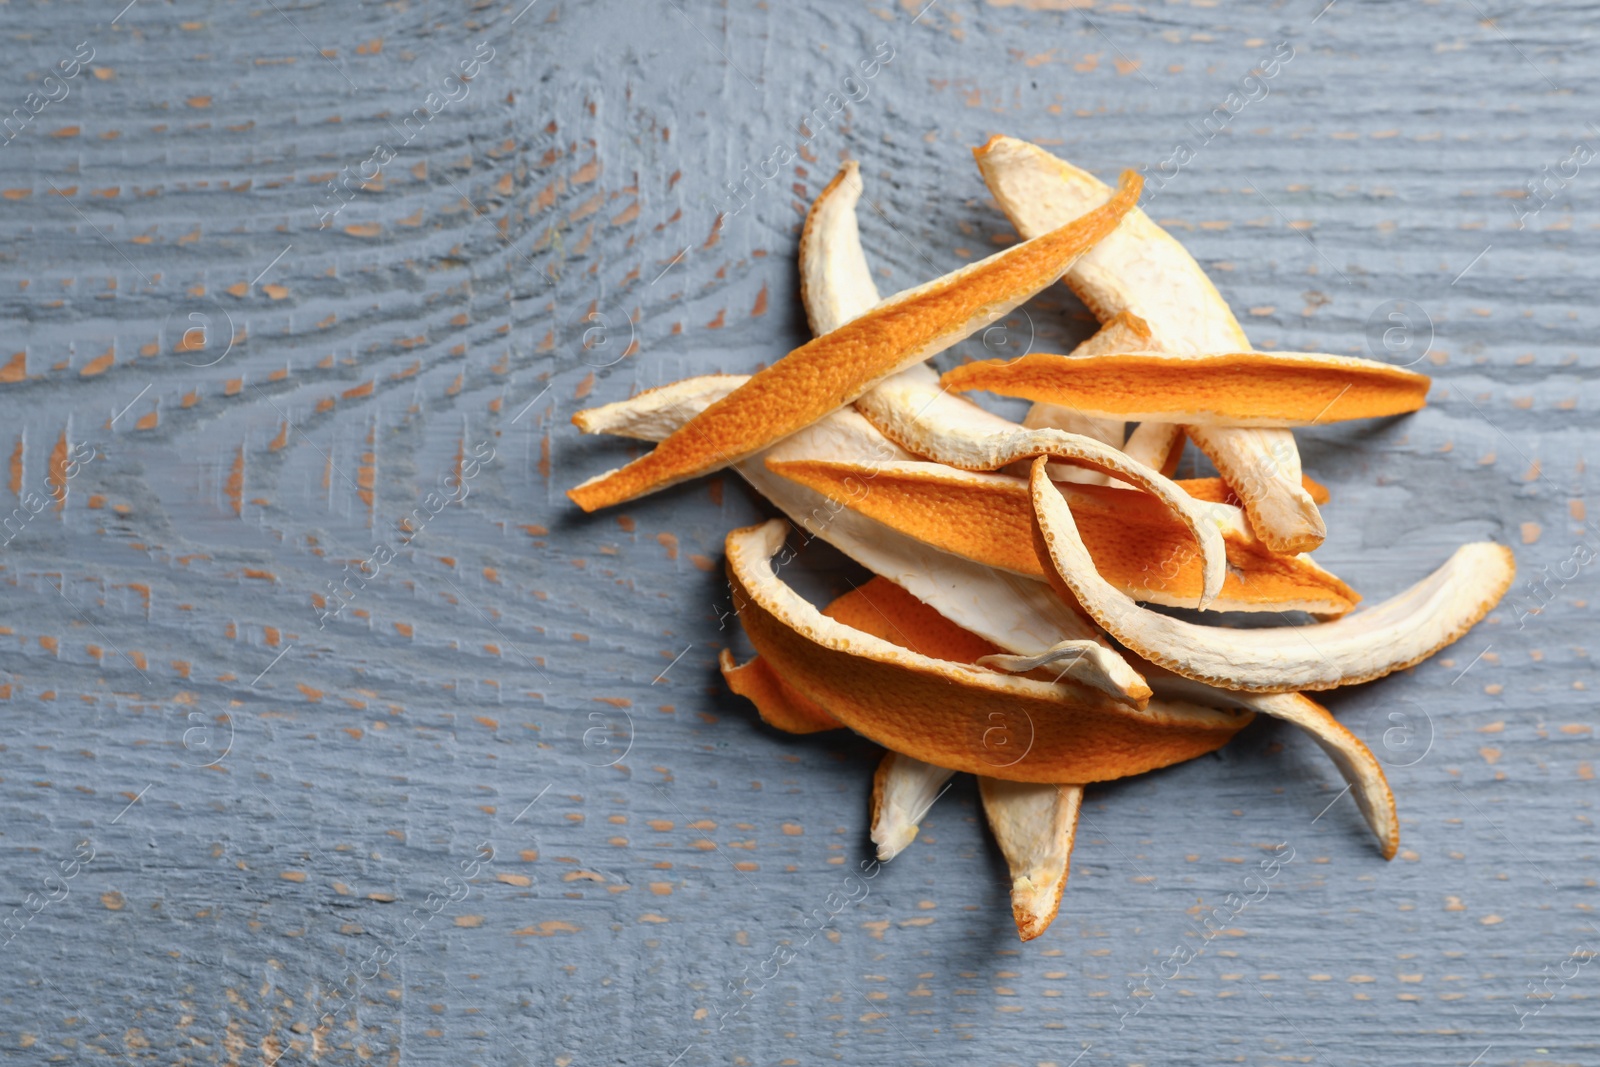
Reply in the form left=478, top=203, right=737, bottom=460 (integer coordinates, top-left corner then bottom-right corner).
left=766, top=457, right=1360, bottom=616
left=725, top=518, right=1250, bottom=784
left=726, top=571, right=1393, bottom=936
left=979, top=778, right=1083, bottom=941
left=871, top=751, right=954, bottom=862
left=942, top=350, right=1432, bottom=428
left=1137, top=667, right=1398, bottom=860
left=566, top=171, right=1144, bottom=513
left=1028, top=456, right=1515, bottom=693
left=832, top=577, right=1090, bottom=940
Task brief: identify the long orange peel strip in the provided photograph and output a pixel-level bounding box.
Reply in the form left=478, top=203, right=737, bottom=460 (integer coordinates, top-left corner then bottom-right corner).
left=1140, top=668, right=1398, bottom=859
left=1028, top=457, right=1515, bottom=693
left=943, top=350, right=1431, bottom=428
left=566, top=170, right=1144, bottom=512
left=852, top=364, right=1229, bottom=608
left=768, top=457, right=1359, bottom=616
left=979, top=778, right=1083, bottom=940
left=799, top=160, right=881, bottom=336
left=974, top=135, right=1326, bottom=555
left=576, top=158, right=1155, bottom=706
left=726, top=518, right=1250, bottom=783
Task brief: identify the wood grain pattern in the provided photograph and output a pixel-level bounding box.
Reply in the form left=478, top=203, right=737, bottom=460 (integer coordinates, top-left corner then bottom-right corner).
left=0, top=0, right=1595, bottom=1062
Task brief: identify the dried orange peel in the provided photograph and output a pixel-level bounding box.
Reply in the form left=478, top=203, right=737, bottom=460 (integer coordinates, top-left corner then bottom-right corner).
left=1139, top=668, right=1398, bottom=860
left=567, top=146, right=1516, bottom=941
left=799, top=159, right=880, bottom=336
left=871, top=752, right=954, bottom=862
left=791, top=159, right=1219, bottom=628
left=974, top=135, right=1327, bottom=555
left=726, top=519, right=1250, bottom=784
left=1181, top=473, right=1330, bottom=507
left=730, top=571, right=1391, bottom=935
left=979, top=779, right=1083, bottom=941
left=567, top=170, right=1143, bottom=512
left=767, top=457, right=1359, bottom=616
left=943, top=350, right=1432, bottom=428
left=1029, top=456, right=1514, bottom=693
left=718, top=648, right=841, bottom=735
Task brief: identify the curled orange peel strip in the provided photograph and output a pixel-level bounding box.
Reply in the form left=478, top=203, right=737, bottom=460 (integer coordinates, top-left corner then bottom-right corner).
left=567, top=170, right=1144, bottom=512
left=725, top=518, right=1250, bottom=784
left=765, top=457, right=1360, bottom=616
left=799, top=160, right=880, bottom=336
left=1141, top=668, right=1398, bottom=860
left=718, top=648, right=842, bottom=735
left=989, top=641, right=1398, bottom=858
left=942, top=350, right=1431, bottom=428
left=1027, top=456, right=1515, bottom=693
left=822, top=574, right=1146, bottom=707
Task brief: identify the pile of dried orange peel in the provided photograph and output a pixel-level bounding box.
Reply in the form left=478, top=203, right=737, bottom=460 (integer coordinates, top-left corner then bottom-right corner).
left=569, top=136, right=1515, bottom=941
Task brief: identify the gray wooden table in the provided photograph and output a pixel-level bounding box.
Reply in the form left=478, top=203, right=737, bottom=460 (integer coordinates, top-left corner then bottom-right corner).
left=0, top=0, right=1595, bottom=1062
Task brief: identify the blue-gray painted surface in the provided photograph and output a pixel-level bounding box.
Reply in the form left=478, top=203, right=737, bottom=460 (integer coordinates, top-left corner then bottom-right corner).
left=0, top=0, right=1595, bottom=1063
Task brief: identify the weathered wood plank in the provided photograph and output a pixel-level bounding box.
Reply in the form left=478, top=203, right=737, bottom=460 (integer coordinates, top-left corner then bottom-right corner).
left=0, top=0, right=1594, bottom=1063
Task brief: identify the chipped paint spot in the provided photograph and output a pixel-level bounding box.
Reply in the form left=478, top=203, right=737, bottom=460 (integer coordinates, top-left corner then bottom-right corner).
left=226, top=446, right=244, bottom=517
left=80, top=348, right=115, bottom=377
left=513, top=920, right=580, bottom=937
left=47, top=430, right=70, bottom=510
